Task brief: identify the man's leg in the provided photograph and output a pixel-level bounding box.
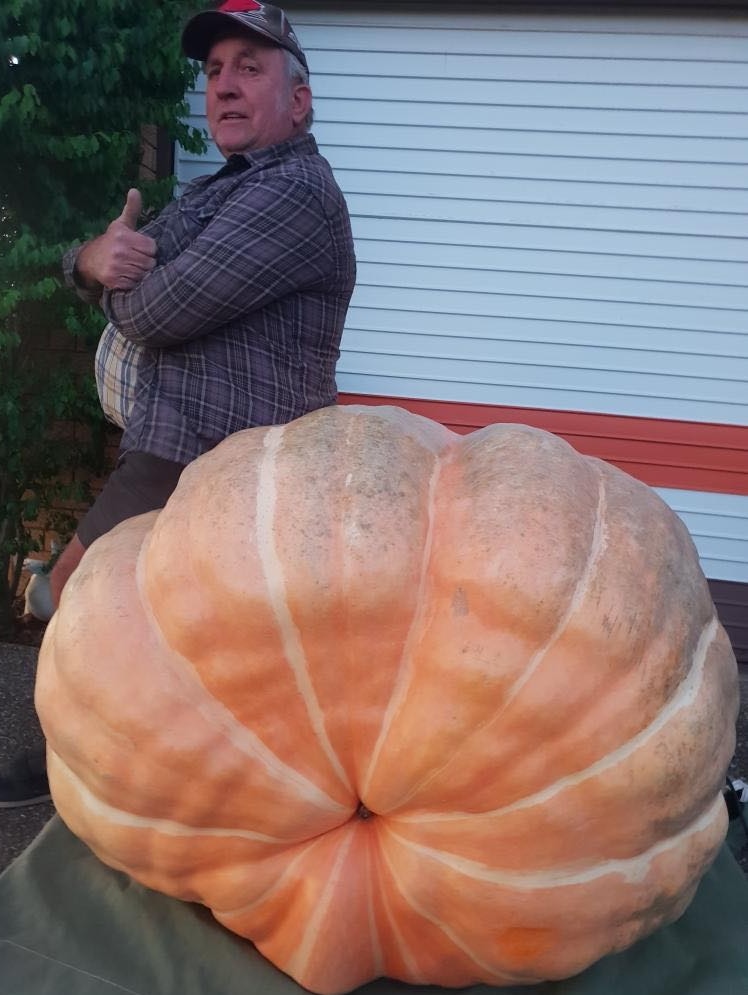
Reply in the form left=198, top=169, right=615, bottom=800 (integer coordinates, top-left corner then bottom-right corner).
left=0, top=451, right=185, bottom=808
left=48, top=535, right=86, bottom=609
left=48, top=450, right=186, bottom=608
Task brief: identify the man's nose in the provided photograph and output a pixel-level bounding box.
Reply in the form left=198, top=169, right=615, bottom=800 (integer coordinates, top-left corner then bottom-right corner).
left=214, top=66, right=240, bottom=96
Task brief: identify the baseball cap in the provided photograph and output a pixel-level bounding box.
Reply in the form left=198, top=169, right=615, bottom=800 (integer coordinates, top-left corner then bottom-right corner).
left=182, top=1, right=308, bottom=73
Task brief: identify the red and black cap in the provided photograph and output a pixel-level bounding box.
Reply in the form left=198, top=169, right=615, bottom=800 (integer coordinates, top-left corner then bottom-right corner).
left=182, top=1, right=308, bottom=73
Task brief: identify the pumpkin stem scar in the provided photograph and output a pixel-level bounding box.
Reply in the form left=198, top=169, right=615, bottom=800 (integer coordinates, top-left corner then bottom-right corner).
left=357, top=802, right=373, bottom=819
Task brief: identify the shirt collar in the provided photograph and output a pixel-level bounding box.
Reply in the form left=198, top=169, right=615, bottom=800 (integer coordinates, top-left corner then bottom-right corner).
left=210, top=133, right=318, bottom=183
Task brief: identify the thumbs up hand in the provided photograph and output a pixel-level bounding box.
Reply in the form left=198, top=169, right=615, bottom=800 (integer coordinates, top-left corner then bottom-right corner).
left=118, top=188, right=143, bottom=231
left=75, top=188, right=158, bottom=292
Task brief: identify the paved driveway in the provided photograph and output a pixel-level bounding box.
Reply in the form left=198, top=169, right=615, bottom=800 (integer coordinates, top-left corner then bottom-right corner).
left=0, top=645, right=54, bottom=871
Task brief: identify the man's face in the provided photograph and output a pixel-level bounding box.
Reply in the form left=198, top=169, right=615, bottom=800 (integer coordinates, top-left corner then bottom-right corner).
left=205, top=35, right=310, bottom=157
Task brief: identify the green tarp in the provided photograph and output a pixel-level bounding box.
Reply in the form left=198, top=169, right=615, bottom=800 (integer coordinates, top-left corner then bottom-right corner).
left=1, top=815, right=747, bottom=995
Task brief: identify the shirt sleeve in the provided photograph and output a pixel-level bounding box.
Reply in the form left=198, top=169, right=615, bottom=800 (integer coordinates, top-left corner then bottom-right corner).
left=61, top=209, right=173, bottom=308
left=61, top=244, right=103, bottom=306
left=102, top=174, right=336, bottom=348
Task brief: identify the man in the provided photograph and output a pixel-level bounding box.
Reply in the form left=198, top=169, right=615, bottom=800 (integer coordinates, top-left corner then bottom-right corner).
left=0, top=0, right=356, bottom=807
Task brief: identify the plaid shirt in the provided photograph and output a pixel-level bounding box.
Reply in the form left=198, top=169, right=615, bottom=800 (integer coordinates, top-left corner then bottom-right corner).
left=63, top=134, right=356, bottom=464
left=94, top=321, right=138, bottom=429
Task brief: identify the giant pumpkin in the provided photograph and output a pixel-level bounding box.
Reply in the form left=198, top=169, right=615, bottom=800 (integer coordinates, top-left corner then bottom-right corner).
left=36, top=404, right=738, bottom=994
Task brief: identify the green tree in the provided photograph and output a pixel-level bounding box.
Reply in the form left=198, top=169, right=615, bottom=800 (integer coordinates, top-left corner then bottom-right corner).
left=0, top=0, right=206, bottom=635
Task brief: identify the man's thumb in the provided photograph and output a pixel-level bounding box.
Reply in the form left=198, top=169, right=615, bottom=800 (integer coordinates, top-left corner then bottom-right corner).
left=118, top=188, right=142, bottom=230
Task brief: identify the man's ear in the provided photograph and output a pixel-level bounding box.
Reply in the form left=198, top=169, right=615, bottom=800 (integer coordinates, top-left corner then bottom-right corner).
left=291, top=84, right=312, bottom=126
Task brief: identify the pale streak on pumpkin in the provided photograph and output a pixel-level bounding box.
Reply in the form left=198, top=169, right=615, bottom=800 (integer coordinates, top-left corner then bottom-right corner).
left=51, top=751, right=287, bottom=844
left=378, top=828, right=532, bottom=986
left=361, top=831, right=386, bottom=981
left=257, top=426, right=353, bottom=795
left=217, top=831, right=331, bottom=917
left=382, top=464, right=608, bottom=814
left=359, top=452, right=443, bottom=798
left=387, top=791, right=724, bottom=890
left=398, top=613, right=719, bottom=825
left=499, top=468, right=607, bottom=710
left=376, top=871, right=426, bottom=983
left=285, top=832, right=357, bottom=981
left=216, top=829, right=386, bottom=984
left=134, top=536, right=349, bottom=817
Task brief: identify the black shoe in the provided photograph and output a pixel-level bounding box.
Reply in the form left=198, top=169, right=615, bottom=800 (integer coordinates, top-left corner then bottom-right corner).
left=0, top=747, right=51, bottom=808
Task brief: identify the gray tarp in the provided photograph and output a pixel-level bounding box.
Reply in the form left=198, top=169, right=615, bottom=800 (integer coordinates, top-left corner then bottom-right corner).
left=1, top=815, right=747, bottom=995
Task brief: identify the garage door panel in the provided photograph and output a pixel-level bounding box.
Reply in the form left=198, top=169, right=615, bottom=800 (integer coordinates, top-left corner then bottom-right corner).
left=299, top=22, right=748, bottom=61
left=336, top=169, right=745, bottom=214
left=318, top=99, right=747, bottom=141
left=349, top=216, right=748, bottom=263
left=346, top=307, right=748, bottom=358
left=350, top=283, right=745, bottom=335
left=344, top=191, right=747, bottom=239
left=342, top=328, right=748, bottom=381
left=352, top=238, right=748, bottom=286
left=314, top=146, right=748, bottom=192
left=353, top=259, right=747, bottom=311
left=309, top=49, right=748, bottom=87
left=314, top=121, right=748, bottom=165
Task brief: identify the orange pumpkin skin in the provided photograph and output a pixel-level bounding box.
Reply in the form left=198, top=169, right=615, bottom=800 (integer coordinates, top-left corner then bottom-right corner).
left=36, top=405, right=738, bottom=994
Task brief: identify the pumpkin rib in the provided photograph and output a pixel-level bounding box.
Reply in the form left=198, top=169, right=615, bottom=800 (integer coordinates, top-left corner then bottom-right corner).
left=134, top=532, right=353, bottom=820
left=218, top=822, right=389, bottom=995
left=215, top=832, right=331, bottom=919
left=497, top=466, right=607, bottom=714
left=360, top=449, right=444, bottom=799
left=378, top=882, right=429, bottom=984
left=257, top=426, right=353, bottom=797
left=285, top=830, right=357, bottom=983
left=378, top=826, right=532, bottom=987
left=373, top=794, right=726, bottom=987
left=368, top=830, right=427, bottom=984
left=369, top=447, right=721, bottom=819
left=347, top=438, right=606, bottom=816
left=49, top=749, right=288, bottom=845
left=378, top=890, right=425, bottom=984
left=268, top=407, right=449, bottom=794
left=362, top=834, right=388, bottom=980
left=131, top=428, right=361, bottom=811
left=397, top=612, right=720, bottom=826
left=387, top=791, right=724, bottom=891
left=380, top=463, right=607, bottom=815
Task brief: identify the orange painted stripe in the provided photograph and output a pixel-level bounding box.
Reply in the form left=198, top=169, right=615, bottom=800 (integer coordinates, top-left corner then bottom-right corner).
left=339, top=393, right=748, bottom=496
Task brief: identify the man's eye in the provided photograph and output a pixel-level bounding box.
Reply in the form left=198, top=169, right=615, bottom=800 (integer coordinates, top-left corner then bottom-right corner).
left=207, top=66, right=220, bottom=79
left=239, top=63, right=258, bottom=74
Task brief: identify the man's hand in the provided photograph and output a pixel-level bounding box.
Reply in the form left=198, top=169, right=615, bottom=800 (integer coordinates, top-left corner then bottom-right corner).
left=75, top=189, right=158, bottom=292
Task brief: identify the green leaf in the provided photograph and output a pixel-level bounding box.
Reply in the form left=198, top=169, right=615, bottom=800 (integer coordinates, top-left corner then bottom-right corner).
left=0, top=0, right=205, bottom=619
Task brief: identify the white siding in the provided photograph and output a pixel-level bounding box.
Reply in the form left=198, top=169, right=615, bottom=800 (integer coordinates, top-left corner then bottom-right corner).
left=657, top=489, right=748, bottom=584
left=177, top=5, right=748, bottom=428
left=176, top=4, right=748, bottom=582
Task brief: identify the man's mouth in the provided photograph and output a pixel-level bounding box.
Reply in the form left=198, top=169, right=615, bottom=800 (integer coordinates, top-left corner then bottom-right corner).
left=220, top=112, right=246, bottom=122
